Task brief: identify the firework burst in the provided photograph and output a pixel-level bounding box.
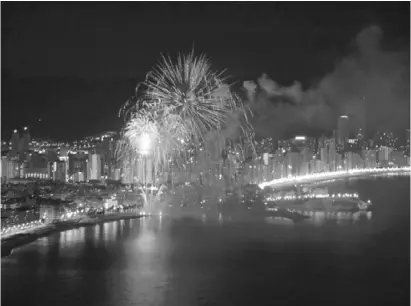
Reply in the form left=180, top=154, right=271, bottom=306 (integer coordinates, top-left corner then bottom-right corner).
left=143, top=50, right=247, bottom=143
left=117, top=51, right=255, bottom=190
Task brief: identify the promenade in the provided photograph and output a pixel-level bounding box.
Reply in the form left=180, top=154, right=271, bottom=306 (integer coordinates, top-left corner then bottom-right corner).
left=1, top=211, right=147, bottom=257
left=258, top=166, right=410, bottom=189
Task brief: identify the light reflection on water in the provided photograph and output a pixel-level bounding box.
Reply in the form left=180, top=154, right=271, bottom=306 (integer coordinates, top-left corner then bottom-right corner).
left=1, top=177, right=409, bottom=306
left=59, top=227, right=86, bottom=250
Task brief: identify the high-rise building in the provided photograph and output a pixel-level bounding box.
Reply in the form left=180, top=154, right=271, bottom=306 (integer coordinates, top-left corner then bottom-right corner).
left=406, top=129, right=410, bottom=156
left=378, top=146, right=390, bottom=163
left=287, top=152, right=301, bottom=176
left=49, top=161, right=68, bottom=182
left=272, top=155, right=287, bottom=179
left=69, top=153, right=88, bottom=177
left=1, top=156, right=19, bottom=179
left=325, top=137, right=336, bottom=171
left=18, top=127, right=30, bottom=162
left=10, top=129, right=20, bottom=158
left=88, top=154, right=101, bottom=180
left=337, top=115, right=349, bottom=148
left=363, top=150, right=377, bottom=168
left=345, top=152, right=363, bottom=171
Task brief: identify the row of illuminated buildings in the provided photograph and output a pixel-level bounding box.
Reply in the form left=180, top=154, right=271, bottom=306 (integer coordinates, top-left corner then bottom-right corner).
left=1, top=128, right=123, bottom=183
left=244, top=115, right=410, bottom=184
left=245, top=136, right=409, bottom=184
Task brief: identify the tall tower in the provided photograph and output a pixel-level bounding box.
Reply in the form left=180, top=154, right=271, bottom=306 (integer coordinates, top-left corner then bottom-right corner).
left=337, top=115, right=349, bottom=148
left=18, top=126, right=31, bottom=162
left=10, top=129, right=20, bottom=158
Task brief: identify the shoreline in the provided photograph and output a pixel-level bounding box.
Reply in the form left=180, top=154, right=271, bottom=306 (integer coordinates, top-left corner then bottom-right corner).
left=259, top=169, right=410, bottom=189
left=1, top=212, right=146, bottom=258
left=2, top=170, right=409, bottom=258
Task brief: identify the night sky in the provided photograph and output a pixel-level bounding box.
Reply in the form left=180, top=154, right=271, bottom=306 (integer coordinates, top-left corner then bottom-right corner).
left=2, top=2, right=410, bottom=141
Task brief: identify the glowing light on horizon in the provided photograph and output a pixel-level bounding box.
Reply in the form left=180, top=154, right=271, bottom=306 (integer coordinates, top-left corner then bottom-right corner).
left=259, top=166, right=410, bottom=189
left=295, top=136, right=306, bottom=140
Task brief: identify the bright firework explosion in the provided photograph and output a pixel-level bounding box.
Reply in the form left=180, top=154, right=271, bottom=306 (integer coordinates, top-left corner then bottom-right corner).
left=117, top=51, right=255, bottom=203
left=143, top=51, right=255, bottom=155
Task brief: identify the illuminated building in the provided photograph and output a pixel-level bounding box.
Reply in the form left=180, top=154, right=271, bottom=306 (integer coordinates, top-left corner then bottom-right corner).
left=336, top=153, right=344, bottom=170
left=24, top=168, right=49, bottom=180
left=1, top=156, right=19, bottom=179
left=344, top=152, right=355, bottom=171
left=320, top=147, right=328, bottom=171
left=378, top=146, right=390, bottom=163
left=337, top=115, right=349, bottom=148
left=72, top=172, right=85, bottom=182
left=286, top=152, right=301, bottom=176
left=10, top=129, right=20, bottom=157
left=88, top=154, right=102, bottom=180
left=363, top=150, right=377, bottom=168
left=121, top=163, right=134, bottom=184
left=272, top=155, right=287, bottom=179
left=49, top=161, right=68, bottom=182
left=325, top=137, right=336, bottom=172
left=69, top=152, right=88, bottom=172
left=19, top=127, right=31, bottom=162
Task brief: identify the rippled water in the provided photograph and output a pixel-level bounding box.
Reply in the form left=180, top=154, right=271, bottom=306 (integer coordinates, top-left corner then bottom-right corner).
left=2, top=177, right=410, bottom=306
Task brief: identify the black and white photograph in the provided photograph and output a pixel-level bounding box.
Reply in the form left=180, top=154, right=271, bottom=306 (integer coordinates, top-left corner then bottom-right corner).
left=1, top=2, right=410, bottom=306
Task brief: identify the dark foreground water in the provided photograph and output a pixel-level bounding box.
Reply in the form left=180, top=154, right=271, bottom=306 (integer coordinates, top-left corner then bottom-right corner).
left=2, top=176, right=410, bottom=306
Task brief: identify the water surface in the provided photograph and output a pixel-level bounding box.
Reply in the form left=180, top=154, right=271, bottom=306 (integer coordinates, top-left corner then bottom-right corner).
left=2, top=177, right=410, bottom=306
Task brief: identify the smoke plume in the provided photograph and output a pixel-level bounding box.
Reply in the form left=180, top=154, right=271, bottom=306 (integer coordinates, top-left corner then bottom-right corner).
left=243, top=25, right=410, bottom=140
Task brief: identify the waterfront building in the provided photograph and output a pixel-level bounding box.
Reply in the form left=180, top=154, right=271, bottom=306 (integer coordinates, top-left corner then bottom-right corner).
left=363, top=149, right=377, bottom=168
left=378, top=146, right=390, bottom=164
left=325, top=137, right=336, bottom=172
left=320, top=147, right=328, bottom=171
left=336, top=153, right=344, bottom=171
left=286, top=152, right=301, bottom=176
left=345, top=152, right=364, bottom=170
left=272, top=156, right=287, bottom=179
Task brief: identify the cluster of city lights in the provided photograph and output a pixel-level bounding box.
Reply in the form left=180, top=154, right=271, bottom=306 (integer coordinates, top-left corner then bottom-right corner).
left=259, top=166, right=410, bottom=189
left=266, top=193, right=359, bottom=202
left=1, top=207, right=149, bottom=238
left=266, top=208, right=372, bottom=221
left=1, top=219, right=45, bottom=236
